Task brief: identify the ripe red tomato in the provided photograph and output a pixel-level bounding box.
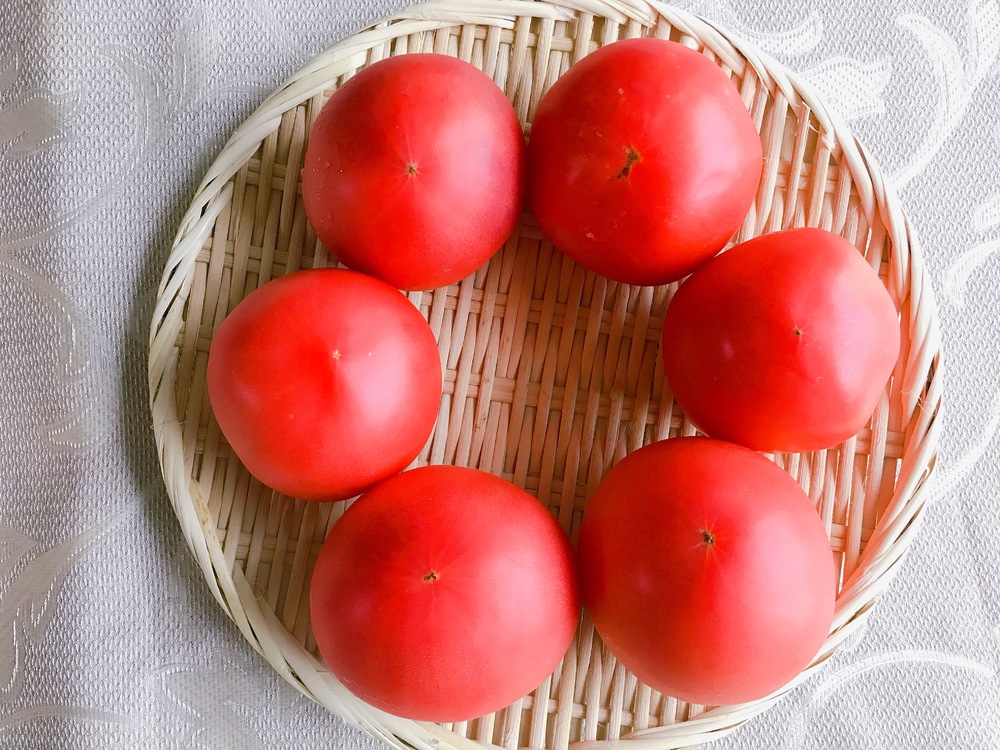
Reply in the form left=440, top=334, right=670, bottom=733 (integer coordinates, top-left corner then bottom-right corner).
left=206, top=269, right=442, bottom=502
left=302, top=54, right=526, bottom=291
left=528, top=38, right=762, bottom=286
left=309, top=465, right=580, bottom=721
left=577, top=437, right=836, bottom=706
left=661, top=227, right=900, bottom=453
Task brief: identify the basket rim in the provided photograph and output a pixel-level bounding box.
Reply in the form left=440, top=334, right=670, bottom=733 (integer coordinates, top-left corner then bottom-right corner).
left=147, top=2, right=944, bottom=749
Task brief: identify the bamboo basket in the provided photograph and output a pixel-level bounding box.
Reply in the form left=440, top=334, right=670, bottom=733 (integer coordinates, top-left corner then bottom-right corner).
left=147, top=1, right=943, bottom=748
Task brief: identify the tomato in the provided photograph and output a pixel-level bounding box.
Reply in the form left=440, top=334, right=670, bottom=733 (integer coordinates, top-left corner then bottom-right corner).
left=527, top=38, right=762, bottom=286
left=302, top=53, right=526, bottom=291
left=309, top=465, right=580, bottom=721
left=577, top=437, right=836, bottom=706
left=661, top=227, right=900, bottom=453
left=206, top=268, right=442, bottom=502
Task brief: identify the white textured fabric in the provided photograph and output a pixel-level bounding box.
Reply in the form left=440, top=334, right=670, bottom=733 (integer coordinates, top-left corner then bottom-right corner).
left=1, top=0, right=998, bottom=747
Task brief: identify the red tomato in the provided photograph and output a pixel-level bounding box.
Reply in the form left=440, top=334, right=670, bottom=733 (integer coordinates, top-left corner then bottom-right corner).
left=206, top=269, right=442, bottom=502
left=309, top=465, right=580, bottom=721
left=577, top=437, right=836, bottom=706
left=527, top=38, right=762, bottom=286
left=661, top=227, right=900, bottom=452
left=302, top=54, right=526, bottom=291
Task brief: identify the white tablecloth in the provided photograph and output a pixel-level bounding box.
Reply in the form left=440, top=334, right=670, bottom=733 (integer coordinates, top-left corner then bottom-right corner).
left=2, top=0, right=998, bottom=747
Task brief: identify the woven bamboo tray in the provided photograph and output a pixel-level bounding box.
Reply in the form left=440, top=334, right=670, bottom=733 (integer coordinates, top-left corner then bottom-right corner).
left=147, top=1, right=943, bottom=748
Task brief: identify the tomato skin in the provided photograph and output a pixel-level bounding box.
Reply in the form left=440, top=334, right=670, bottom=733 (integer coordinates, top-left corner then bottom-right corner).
left=661, top=227, right=900, bottom=453
left=206, top=269, right=442, bottom=502
left=577, top=437, right=836, bottom=706
left=309, top=465, right=581, bottom=722
left=302, top=54, right=526, bottom=291
left=527, top=38, right=762, bottom=286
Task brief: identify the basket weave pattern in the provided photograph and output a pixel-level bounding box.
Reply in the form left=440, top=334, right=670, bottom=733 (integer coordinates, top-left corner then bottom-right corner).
left=148, top=2, right=942, bottom=748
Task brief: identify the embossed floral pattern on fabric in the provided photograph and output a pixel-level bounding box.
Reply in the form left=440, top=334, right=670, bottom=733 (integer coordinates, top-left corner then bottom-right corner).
left=1, top=0, right=998, bottom=747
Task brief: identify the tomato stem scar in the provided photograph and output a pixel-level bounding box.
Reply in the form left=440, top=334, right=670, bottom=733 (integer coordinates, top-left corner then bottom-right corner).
left=422, top=570, right=440, bottom=583
left=332, top=349, right=341, bottom=360
left=701, top=530, right=715, bottom=545
left=793, top=327, right=803, bottom=337
left=406, top=163, right=418, bottom=176
left=616, top=147, right=641, bottom=179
